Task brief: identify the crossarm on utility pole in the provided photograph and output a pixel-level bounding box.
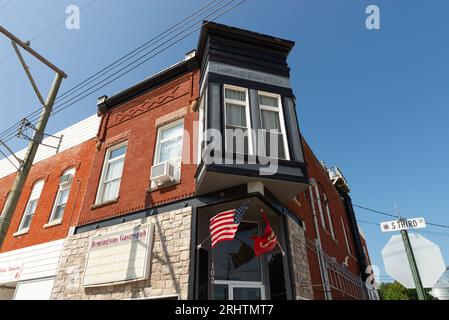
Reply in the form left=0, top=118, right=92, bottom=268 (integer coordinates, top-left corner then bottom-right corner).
left=0, top=25, right=67, bottom=78
left=0, top=74, right=64, bottom=248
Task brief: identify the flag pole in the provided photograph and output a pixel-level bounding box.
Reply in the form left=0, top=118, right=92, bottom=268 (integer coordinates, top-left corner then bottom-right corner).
left=277, top=241, right=286, bottom=257
left=197, top=234, right=211, bottom=250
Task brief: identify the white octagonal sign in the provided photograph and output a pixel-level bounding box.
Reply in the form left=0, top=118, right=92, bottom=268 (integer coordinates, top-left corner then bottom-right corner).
left=382, top=233, right=446, bottom=288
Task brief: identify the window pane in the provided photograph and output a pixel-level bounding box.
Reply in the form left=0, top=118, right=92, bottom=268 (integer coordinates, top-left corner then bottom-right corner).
left=212, top=222, right=261, bottom=282
left=225, top=88, right=246, bottom=101
left=161, top=123, right=183, bottom=141
left=213, top=285, right=229, bottom=300
left=110, top=146, right=127, bottom=159
left=102, top=179, right=120, bottom=202
left=53, top=204, right=66, bottom=221
left=267, top=253, right=287, bottom=300
left=26, top=200, right=38, bottom=216
left=261, top=110, right=280, bottom=131
left=226, top=104, right=247, bottom=127
left=232, top=287, right=262, bottom=300
left=159, top=136, right=182, bottom=163
left=106, top=158, right=125, bottom=181
left=57, top=188, right=70, bottom=205
left=226, top=126, right=248, bottom=154
left=263, top=131, right=285, bottom=159
left=21, top=214, right=33, bottom=230
left=259, top=94, right=278, bottom=108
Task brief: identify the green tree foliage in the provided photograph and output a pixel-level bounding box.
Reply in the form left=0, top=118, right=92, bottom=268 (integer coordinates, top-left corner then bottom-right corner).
left=379, top=281, right=437, bottom=300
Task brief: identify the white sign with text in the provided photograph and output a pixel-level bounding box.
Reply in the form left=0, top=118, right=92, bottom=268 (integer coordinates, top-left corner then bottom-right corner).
left=380, top=217, right=426, bottom=233
left=0, top=262, right=23, bottom=284
left=82, top=223, right=154, bottom=287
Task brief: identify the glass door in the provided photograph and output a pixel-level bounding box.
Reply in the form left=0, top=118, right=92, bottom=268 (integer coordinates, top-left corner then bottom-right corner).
left=211, top=222, right=266, bottom=300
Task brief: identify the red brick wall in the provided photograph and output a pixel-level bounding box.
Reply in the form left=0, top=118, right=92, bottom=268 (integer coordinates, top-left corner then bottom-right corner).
left=287, top=137, right=363, bottom=298
left=77, top=70, right=199, bottom=226
left=0, top=139, right=96, bottom=253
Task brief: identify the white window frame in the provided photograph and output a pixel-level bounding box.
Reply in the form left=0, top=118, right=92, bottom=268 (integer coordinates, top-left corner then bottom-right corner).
left=153, top=119, right=184, bottom=181
left=95, top=141, right=128, bottom=205
left=258, top=91, right=290, bottom=160
left=223, top=84, right=253, bottom=155
left=322, top=193, right=336, bottom=240
left=17, top=180, right=44, bottom=233
left=197, top=90, right=206, bottom=167
left=48, top=168, right=75, bottom=225
left=341, top=216, right=352, bottom=255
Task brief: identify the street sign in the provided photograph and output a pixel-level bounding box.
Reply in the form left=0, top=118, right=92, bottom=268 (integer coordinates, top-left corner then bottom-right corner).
left=382, top=233, right=446, bottom=288
left=380, top=217, right=426, bottom=233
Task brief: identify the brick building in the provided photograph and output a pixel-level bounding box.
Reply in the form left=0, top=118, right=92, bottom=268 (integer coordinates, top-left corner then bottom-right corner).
left=0, top=115, right=99, bottom=299
left=0, top=22, right=376, bottom=300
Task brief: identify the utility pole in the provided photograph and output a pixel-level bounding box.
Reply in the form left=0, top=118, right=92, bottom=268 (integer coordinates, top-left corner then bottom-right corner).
left=395, top=205, right=427, bottom=300
left=0, top=26, right=67, bottom=248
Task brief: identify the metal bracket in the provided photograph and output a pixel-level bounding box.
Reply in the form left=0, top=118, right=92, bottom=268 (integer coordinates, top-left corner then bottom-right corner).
left=0, top=140, right=24, bottom=171
left=17, top=118, right=64, bottom=154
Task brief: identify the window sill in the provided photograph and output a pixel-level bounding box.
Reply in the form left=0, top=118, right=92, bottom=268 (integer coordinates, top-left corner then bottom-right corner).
left=13, top=229, right=29, bottom=237
left=91, top=198, right=119, bottom=210
left=44, top=220, right=63, bottom=229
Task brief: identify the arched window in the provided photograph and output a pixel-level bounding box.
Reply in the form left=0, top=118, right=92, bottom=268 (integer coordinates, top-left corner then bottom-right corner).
left=18, top=179, right=45, bottom=232
left=48, top=168, right=75, bottom=224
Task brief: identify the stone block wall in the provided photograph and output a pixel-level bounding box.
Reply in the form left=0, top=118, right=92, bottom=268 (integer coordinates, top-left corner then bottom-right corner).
left=287, top=217, right=314, bottom=300
left=51, top=207, right=192, bottom=300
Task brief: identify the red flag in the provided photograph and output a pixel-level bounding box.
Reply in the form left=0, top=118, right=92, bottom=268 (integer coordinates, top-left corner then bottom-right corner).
left=251, top=209, right=278, bottom=257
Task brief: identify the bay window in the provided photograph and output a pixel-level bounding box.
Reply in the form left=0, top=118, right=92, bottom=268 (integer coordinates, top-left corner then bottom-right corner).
left=96, top=142, right=127, bottom=204
left=258, top=92, right=289, bottom=160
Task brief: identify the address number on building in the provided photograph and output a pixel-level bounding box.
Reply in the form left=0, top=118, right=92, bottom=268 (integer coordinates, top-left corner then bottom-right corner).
left=380, top=217, right=426, bottom=233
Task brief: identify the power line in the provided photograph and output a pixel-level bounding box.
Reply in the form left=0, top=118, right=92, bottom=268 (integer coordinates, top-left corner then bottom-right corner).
left=354, top=204, right=449, bottom=230
left=0, top=0, right=223, bottom=141
left=357, top=218, right=449, bottom=237
left=0, top=1, right=98, bottom=65
left=0, top=0, right=245, bottom=145
left=0, top=0, right=11, bottom=12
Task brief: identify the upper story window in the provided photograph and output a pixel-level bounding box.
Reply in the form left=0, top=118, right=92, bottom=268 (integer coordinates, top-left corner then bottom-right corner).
left=96, top=142, right=127, bottom=204
left=341, top=216, right=353, bottom=256
left=48, top=167, right=75, bottom=224
left=258, top=92, right=289, bottom=160
left=322, top=193, right=336, bottom=239
left=18, top=179, right=44, bottom=232
left=154, top=119, right=184, bottom=181
left=224, top=85, right=253, bottom=155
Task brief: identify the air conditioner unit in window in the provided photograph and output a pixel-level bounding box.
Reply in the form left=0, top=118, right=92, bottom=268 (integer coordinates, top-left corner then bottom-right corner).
left=150, top=162, right=175, bottom=186
left=60, top=174, right=73, bottom=185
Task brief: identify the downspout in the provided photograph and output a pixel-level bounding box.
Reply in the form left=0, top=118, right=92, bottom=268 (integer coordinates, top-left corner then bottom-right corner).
left=308, top=179, right=332, bottom=300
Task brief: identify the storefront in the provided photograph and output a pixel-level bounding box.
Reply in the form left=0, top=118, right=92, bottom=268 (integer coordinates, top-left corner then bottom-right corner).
left=194, top=195, right=313, bottom=300
left=0, top=239, right=65, bottom=300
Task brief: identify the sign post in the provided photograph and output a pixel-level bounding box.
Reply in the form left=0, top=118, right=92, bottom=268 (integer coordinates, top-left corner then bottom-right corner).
left=381, top=214, right=441, bottom=301
left=381, top=212, right=427, bottom=300
left=400, top=228, right=426, bottom=300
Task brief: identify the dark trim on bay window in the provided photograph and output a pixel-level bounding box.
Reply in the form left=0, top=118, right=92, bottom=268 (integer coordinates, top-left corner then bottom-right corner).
left=208, top=73, right=294, bottom=98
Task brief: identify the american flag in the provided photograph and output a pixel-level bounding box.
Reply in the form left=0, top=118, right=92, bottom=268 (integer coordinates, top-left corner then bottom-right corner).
left=210, top=201, right=249, bottom=248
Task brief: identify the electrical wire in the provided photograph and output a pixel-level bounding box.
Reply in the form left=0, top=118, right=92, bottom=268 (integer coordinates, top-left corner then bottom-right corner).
left=0, top=0, right=11, bottom=12
left=357, top=218, right=449, bottom=237
left=354, top=204, right=449, bottom=230
left=0, top=0, right=244, bottom=144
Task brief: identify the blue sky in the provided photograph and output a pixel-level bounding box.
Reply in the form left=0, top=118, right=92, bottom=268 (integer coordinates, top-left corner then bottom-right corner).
left=1, top=0, right=448, bottom=284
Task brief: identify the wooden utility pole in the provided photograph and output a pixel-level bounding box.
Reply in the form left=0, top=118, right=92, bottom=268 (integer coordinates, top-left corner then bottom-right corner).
left=0, top=26, right=67, bottom=248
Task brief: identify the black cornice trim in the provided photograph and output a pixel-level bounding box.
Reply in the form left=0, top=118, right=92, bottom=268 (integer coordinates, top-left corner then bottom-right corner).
left=97, top=58, right=198, bottom=114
